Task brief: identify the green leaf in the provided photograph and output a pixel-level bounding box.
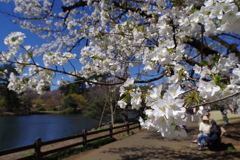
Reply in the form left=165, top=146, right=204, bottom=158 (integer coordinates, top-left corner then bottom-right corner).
left=200, top=60, right=208, bottom=66
left=11, top=37, right=17, bottom=42
left=190, top=8, right=197, bottom=13
left=91, top=55, right=104, bottom=61
left=27, top=51, right=33, bottom=57
left=138, top=26, right=145, bottom=32
left=213, top=75, right=222, bottom=84
left=118, top=25, right=122, bottom=31
left=205, top=11, right=211, bottom=15
left=167, top=48, right=176, bottom=53
left=214, top=55, right=221, bottom=62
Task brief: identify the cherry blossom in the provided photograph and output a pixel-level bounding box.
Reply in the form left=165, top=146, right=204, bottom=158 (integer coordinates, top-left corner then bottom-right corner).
left=1, top=0, right=240, bottom=137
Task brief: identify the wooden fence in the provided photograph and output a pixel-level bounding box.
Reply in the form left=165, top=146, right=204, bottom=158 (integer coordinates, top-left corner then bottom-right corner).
left=0, top=122, right=141, bottom=160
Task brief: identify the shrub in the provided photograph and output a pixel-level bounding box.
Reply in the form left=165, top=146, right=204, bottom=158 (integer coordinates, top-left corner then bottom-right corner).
left=22, top=152, right=34, bottom=158
left=52, top=107, right=58, bottom=111
left=37, top=107, right=46, bottom=111
left=65, top=107, right=75, bottom=114
left=32, top=98, right=44, bottom=108
left=0, top=97, right=6, bottom=109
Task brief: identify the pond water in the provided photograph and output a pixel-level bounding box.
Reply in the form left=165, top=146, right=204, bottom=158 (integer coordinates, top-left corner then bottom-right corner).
left=0, top=114, right=99, bottom=151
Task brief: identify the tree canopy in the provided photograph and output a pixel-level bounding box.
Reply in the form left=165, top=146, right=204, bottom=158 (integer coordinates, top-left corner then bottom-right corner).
left=1, top=0, right=240, bottom=138
left=0, top=64, right=20, bottom=111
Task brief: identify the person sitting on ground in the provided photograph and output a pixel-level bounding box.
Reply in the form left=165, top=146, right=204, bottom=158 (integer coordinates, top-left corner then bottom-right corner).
left=192, top=116, right=210, bottom=143
left=205, top=120, right=221, bottom=145
left=195, top=120, right=221, bottom=151
left=198, top=116, right=210, bottom=136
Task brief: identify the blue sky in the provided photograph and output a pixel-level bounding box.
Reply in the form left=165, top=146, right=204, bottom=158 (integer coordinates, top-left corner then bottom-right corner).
left=0, top=2, right=47, bottom=51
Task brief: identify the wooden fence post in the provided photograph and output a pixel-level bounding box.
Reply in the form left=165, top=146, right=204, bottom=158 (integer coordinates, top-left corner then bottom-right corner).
left=139, top=122, right=141, bottom=130
left=82, top=129, right=87, bottom=146
left=109, top=124, right=113, bottom=138
left=34, top=138, right=42, bottom=160
left=127, top=122, right=130, bottom=135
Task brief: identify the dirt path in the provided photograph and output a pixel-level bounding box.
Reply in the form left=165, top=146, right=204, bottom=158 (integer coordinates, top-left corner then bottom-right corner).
left=63, top=124, right=240, bottom=160
left=63, top=111, right=240, bottom=160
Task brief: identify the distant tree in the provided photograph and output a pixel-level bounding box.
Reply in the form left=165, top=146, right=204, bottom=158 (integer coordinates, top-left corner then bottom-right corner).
left=85, top=83, right=120, bottom=126
left=84, top=99, right=105, bottom=120
left=0, top=64, right=20, bottom=112
left=40, top=90, right=62, bottom=101
left=32, top=98, right=44, bottom=108
left=19, top=88, right=39, bottom=108
left=36, top=90, right=63, bottom=110
left=26, top=90, right=63, bottom=111
left=69, top=93, right=88, bottom=110
left=62, top=95, right=78, bottom=113
left=62, top=93, right=87, bottom=112
left=58, top=78, right=87, bottom=96
left=59, top=83, right=81, bottom=95
left=44, top=98, right=62, bottom=111
left=84, top=86, right=107, bottom=119
left=73, top=78, right=87, bottom=95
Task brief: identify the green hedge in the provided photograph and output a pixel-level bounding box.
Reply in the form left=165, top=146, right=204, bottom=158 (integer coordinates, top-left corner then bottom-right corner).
left=37, top=107, right=46, bottom=111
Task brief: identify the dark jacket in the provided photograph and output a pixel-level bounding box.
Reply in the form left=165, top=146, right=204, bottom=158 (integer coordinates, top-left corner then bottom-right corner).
left=205, top=125, right=221, bottom=144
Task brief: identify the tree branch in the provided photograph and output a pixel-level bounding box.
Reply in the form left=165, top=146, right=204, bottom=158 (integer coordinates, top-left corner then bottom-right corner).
left=182, top=56, right=202, bottom=66
left=62, top=1, right=88, bottom=12
left=189, top=91, right=240, bottom=108
left=114, top=70, right=166, bottom=83
left=209, top=35, right=240, bottom=54
left=62, top=0, right=153, bottom=19
left=185, top=37, right=218, bottom=56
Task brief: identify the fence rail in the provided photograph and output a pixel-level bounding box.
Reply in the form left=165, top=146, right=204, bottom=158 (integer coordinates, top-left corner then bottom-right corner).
left=0, top=122, right=141, bottom=160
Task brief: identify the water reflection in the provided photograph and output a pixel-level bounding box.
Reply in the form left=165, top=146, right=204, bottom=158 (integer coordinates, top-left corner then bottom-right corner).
left=0, top=114, right=99, bottom=151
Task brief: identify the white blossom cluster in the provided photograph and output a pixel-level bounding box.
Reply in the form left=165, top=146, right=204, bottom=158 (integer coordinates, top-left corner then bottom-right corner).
left=144, top=84, right=187, bottom=138
left=1, top=0, right=240, bottom=137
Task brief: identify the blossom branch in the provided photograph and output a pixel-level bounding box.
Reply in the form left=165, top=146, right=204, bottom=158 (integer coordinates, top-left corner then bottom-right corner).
left=189, top=91, right=240, bottom=109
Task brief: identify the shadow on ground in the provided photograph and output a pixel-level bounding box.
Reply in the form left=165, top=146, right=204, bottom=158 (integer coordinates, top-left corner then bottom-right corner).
left=141, top=128, right=199, bottom=142
left=101, top=123, right=240, bottom=160
left=224, top=123, right=240, bottom=142
left=102, top=146, right=240, bottom=160
left=222, top=122, right=240, bottom=148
